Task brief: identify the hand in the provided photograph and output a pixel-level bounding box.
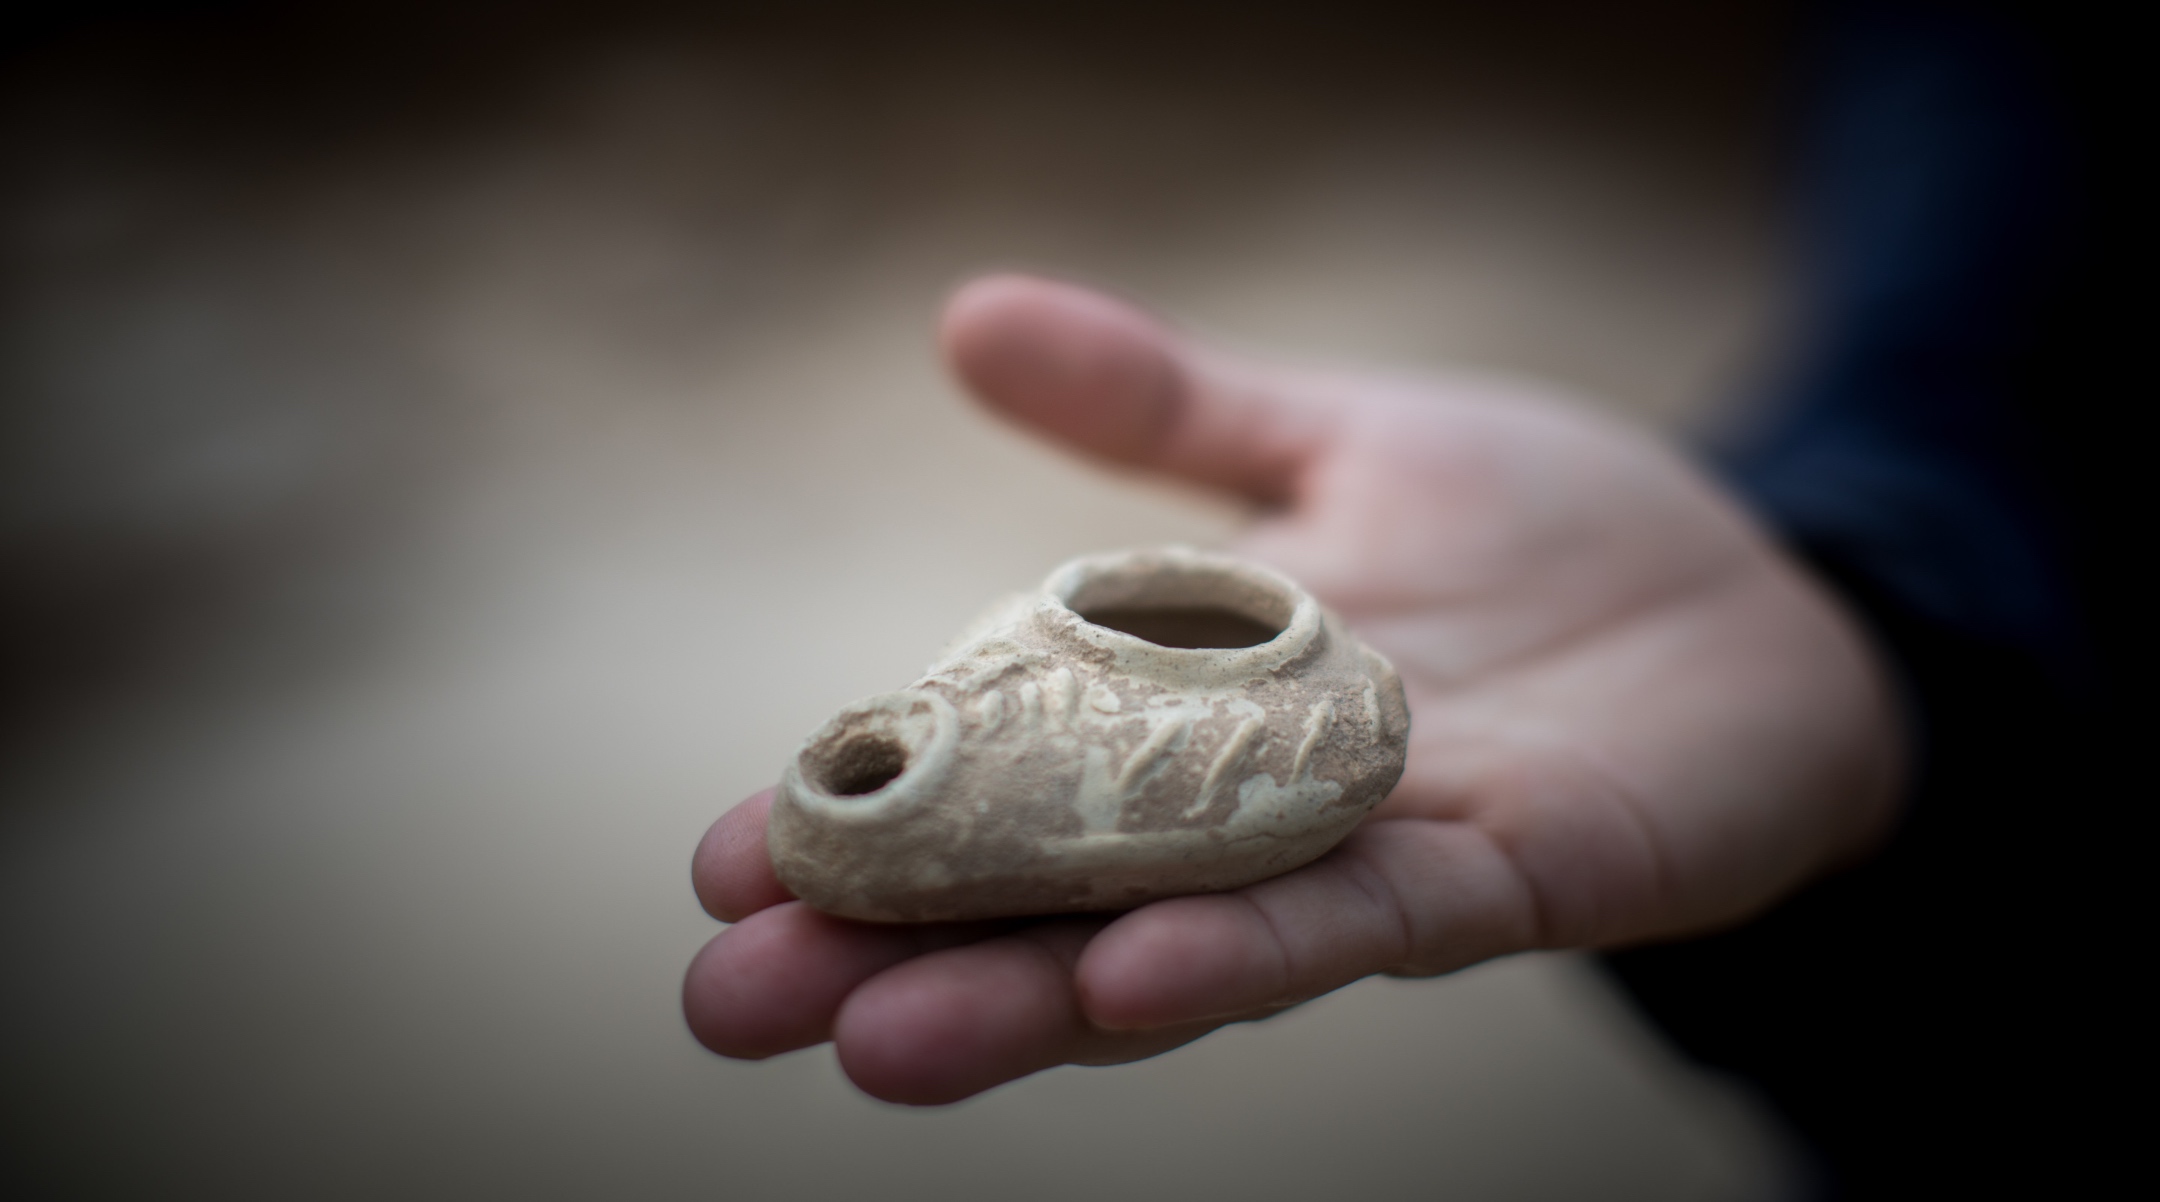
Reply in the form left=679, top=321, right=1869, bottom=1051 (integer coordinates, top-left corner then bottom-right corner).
left=683, top=275, right=1906, bottom=1104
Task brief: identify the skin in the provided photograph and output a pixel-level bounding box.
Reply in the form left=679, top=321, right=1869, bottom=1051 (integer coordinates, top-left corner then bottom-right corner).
left=683, top=274, right=1907, bottom=1106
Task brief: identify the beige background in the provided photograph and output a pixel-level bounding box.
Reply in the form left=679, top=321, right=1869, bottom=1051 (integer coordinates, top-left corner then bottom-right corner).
left=2, top=6, right=1807, bottom=1198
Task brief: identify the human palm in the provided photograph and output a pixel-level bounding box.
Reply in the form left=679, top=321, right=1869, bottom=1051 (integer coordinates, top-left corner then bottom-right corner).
left=685, top=276, right=1903, bottom=1104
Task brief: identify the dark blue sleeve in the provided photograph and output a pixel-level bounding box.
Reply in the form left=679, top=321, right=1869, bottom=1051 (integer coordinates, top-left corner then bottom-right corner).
left=1603, top=7, right=2129, bottom=1198
left=1719, top=5, right=2086, bottom=681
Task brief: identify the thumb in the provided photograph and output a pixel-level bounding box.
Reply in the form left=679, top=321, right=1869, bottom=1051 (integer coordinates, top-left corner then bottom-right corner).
left=939, top=274, right=1336, bottom=505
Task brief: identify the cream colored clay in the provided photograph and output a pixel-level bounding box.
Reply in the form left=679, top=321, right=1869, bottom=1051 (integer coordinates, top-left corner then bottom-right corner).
left=769, top=547, right=1409, bottom=922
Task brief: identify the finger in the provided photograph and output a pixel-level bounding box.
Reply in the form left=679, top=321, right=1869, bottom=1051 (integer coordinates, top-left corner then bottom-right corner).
left=1075, top=820, right=1541, bottom=1031
left=831, top=919, right=1098, bottom=1104
left=832, top=919, right=1217, bottom=1105
left=692, top=789, right=792, bottom=922
left=939, top=274, right=1338, bottom=504
left=681, top=901, right=1000, bottom=1059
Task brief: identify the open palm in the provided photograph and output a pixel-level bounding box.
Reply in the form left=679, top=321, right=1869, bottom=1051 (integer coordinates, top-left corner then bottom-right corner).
left=684, top=276, right=1903, bottom=1104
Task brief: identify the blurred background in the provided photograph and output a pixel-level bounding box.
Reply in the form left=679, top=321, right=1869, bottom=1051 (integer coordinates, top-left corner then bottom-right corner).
left=4, top=3, right=1809, bottom=1197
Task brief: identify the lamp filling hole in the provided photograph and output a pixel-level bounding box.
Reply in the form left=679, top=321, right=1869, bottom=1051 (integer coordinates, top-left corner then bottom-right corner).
left=1078, top=605, right=1284, bottom=650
